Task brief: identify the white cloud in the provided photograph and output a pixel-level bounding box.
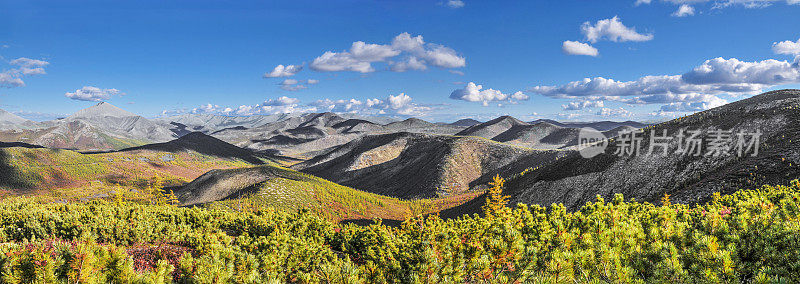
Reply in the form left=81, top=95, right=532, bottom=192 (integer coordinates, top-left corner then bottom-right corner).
left=660, top=101, right=725, bottom=112
left=9, top=58, right=49, bottom=75
left=310, top=51, right=377, bottom=73
left=562, top=41, right=599, bottom=56
left=0, top=72, right=24, bottom=88
left=1, top=57, right=49, bottom=88
left=773, top=38, right=800, bottom=55
left=562, top=100, right=604, bottom=110
left=233, top=96, right=317, bottom=115
left=279, top=79, right=318, bottom=91
left=530, top=56, right=800, bottom=112
left=445, top=0, right=465, bottom=8
left=263, top=64, right=303, bottom=78
left=311, top=93, right=432, bottom=116
left=597, top=107, right=633, bottom=117
left=64, top=86, right=122, bottom=101
left=192, top=103, right=220, bottom=114
left=310, top=32, right=465, bottom=73
left=681, top=57, right=800, bottom=85
left=581, top=16, right=654, bottom=43
left=390, top=57, right=428, bottom=72
left=637, top=0, right=799, bottom=10
left=450, top=82, right=528, bottom=106
left=511, top=91, right=529, bottom=101
left=448, top=70, right=465, bottom=75
left=264, top=96, right=300, bottom=106
left=672, top=4, right=696, bottom=16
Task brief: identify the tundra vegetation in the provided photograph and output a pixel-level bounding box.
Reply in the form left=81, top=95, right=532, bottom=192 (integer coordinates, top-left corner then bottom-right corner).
left=0, top=176, right=798, bottom=283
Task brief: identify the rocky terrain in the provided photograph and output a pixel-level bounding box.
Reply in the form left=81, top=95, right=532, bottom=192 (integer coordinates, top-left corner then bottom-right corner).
left=0, top=109, right=37, bottom=130
left=491, top=89, right=800, bottom=211
left=0, top=102, right=177, bottom=150
left=292, top=132, right=570, bottom=199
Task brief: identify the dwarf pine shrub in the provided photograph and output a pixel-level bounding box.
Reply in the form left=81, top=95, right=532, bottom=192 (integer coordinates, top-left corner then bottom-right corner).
left=0, top=180, right=799, bottom=282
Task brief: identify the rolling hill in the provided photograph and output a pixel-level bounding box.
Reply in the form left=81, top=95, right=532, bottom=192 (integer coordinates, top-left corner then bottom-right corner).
left=0, top=133, right=268, bottom=200
left=455, top=116, right=529, bottom=139
left=174, top=164, right=480, bottom=222
left=292, top=132, right=570, bottom=199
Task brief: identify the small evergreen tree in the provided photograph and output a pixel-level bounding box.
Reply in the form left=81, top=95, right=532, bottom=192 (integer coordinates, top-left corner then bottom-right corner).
left=482, top=175, right=508, bottom=218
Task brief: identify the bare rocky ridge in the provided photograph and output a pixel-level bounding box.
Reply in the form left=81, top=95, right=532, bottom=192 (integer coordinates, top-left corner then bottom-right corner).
left=0, top=109, right=36, bottom=130
left=292, top=132, right=570, bottom=199
left=208, top=113, right=466, bottom=158
left=494, top=89, right=800, bottom=211
left=529, top=119, right=648, bottom=132
left=0, top=102, right=177, bottom=150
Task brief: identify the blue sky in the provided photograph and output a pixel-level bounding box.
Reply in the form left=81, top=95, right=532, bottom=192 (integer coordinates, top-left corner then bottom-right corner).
left=1, top=0, right=799, bottom=122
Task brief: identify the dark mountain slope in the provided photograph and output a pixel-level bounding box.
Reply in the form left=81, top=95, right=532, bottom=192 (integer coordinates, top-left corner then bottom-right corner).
left=449, top=118, right=482, bottom=127
left=292, top=132, right=568, bottom=199
left=491, top=122, right=582, bottom=149
left=119, top=132, right=265, bottom=164
left=499, top=89, right=800, bottom=211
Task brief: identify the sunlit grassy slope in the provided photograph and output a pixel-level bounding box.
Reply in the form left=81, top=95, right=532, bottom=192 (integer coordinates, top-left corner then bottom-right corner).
left=0, top=146, right=257, bottom=200
left=180, top=164, right=482, bottom=222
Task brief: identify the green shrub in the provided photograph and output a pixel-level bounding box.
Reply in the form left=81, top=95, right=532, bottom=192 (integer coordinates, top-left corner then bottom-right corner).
left=0, top=180, right=799, bottom=282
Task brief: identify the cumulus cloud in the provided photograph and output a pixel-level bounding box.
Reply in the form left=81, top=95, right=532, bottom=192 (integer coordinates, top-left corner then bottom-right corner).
left=450, top=82, right=528, bottom=106
left=264, top=96, right=300, bottom=106
left=530, top=56, right=800, bottom=112
left=562, top=100, right=604, bottom=110
left=637, top=0, right=799, bottom=10
left=311, top=93, right=432, bottom=116
left=390, top=57, right=428, bottom=72
left=660, top=101, right=724, bottom=112
left=681, top=57, right=800, bottom=85
left=64, top=86, right=122, bottom=101
left=597, top=107, right=633, bottom=117
left=1, top=57, right=49, bottom=88
left=562, top=41, right=599, bottom=56
left=191, top=103, right=221, bottom=114
left=581, top=16, right=653, bottom=43
left=445, top=0, right=465, bottom=8
left=310, top=32, right=465, bottom=73
left=263, top=64, right=303, bottom=78
left=672, top=4, right=695, bottom=16
left=232, top=97, right=317, bottom=116
left=175, top=93, right=432, bottom=118
left=279, top=79, right=318, bottom=91
left=773, top=38, right=800, bottom=55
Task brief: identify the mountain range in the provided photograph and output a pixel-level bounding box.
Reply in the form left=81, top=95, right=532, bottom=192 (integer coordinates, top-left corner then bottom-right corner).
left=3, top=90, right=800, bottom=222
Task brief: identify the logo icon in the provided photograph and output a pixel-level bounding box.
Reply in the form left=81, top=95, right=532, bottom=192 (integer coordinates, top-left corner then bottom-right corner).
left=578, top=127, right=608, bottom=158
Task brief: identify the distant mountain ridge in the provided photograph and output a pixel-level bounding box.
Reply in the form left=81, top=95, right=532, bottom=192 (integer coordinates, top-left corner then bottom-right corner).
left=0, top=102, right=649, bottom=155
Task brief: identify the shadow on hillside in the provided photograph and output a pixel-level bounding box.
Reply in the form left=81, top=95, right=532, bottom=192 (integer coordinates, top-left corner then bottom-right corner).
left=0, top=150, right=36, bottom=190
